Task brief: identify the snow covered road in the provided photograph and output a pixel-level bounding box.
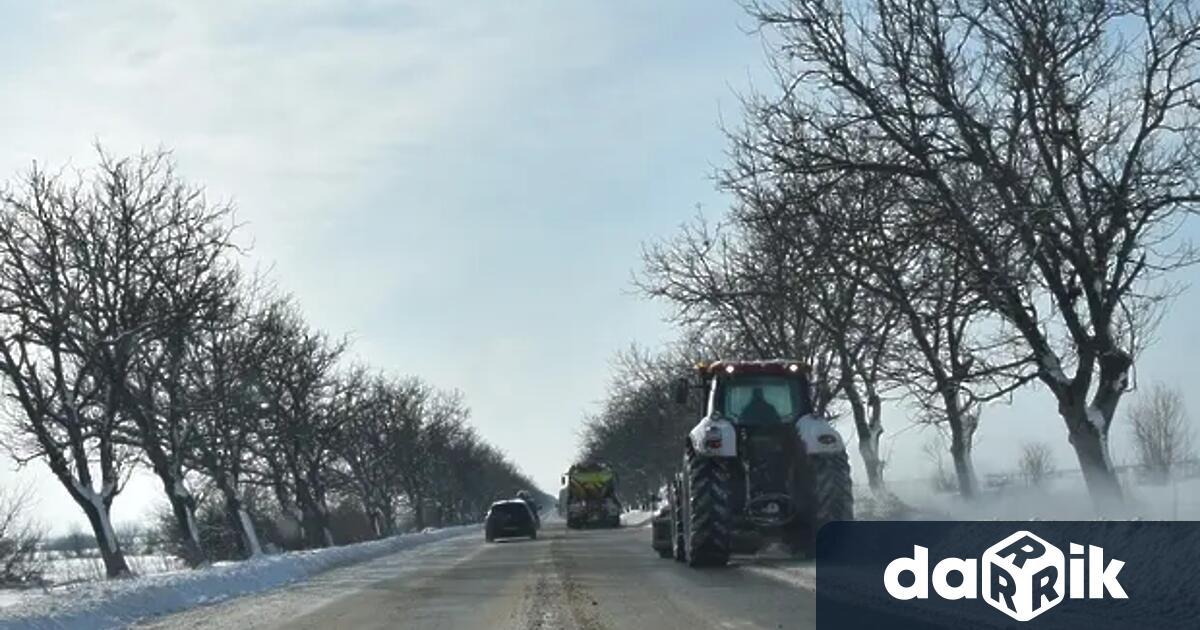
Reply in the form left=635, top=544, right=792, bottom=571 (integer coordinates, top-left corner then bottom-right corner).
left=133, top=521, right=818, bottom=630
left=0, top=526, right=477, bottom=629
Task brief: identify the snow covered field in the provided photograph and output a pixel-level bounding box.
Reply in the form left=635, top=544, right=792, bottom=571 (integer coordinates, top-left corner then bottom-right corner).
left=0, top=553, right=186, bottom=616
left=870, top=474, right=1200, bottom=521
left=0, top=526, right=476, bottom=630
left=36, top=554, right=186, bottom=587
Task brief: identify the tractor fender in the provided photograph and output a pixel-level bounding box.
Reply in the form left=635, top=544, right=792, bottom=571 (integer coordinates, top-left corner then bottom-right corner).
left=795, top=414, right=846, bottom=455
left=688, top=416, right=737, bottom=458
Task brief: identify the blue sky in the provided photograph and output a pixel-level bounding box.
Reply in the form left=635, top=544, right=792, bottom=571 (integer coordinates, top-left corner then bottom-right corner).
left=0, top=0, right=774, bottom=531
left=1, top=1, right=1197, bottom=533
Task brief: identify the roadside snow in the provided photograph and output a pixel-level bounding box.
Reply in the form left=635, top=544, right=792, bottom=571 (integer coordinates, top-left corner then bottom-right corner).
left=0, top=592, right=27, bottom=612
left=621, top=510, right=654, bottom=527
left=886, top=476, right=1200, bottom=521
left=0, top=525, right=477, bottom=630
left=741, top=562, right=817, bottom=591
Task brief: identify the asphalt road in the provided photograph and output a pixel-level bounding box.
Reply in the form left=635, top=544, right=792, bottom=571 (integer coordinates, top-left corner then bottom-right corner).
left=136, top=520, right=817, bottom=630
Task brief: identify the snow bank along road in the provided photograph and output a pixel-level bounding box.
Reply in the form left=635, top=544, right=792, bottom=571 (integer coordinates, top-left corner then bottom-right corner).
left=134, top=520, right=817, bottom=630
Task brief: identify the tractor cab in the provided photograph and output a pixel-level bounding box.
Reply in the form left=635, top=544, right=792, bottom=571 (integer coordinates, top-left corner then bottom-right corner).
left=676, top=360, right=815, bottom=424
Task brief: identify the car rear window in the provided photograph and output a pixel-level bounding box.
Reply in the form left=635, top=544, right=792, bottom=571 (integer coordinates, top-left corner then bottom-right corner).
left=492, top=503, right=530, bottom=519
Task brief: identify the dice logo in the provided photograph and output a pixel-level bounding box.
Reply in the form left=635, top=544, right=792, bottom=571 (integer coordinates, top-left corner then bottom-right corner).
left=882, top=528, right=1126, bottom=623
left=981, top=531, right=1064, bottom=622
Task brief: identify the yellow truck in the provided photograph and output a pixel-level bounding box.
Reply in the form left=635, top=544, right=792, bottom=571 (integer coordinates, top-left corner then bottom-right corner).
left=560, top=461, right=621, bottom=528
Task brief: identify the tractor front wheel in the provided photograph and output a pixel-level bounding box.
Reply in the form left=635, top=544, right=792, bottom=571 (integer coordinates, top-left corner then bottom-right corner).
left=670, top=477, right=686, bottom=562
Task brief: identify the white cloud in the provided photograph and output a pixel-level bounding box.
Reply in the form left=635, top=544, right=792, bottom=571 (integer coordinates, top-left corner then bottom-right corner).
left=0, top=0, right=630, bottom=532
left=0, top=0, right=765, bottom=532
left=2, top=1, right=617, bottom=209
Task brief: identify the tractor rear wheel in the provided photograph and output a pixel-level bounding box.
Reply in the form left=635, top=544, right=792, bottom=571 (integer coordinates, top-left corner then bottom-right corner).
left=787, top=451, right=853, bottom=557
left=811, top=451, right=853, bottom=524
left=684, top=455, right=731, bottom=568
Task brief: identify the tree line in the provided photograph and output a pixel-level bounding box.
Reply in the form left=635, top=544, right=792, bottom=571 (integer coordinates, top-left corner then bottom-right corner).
left=581, top=0, right=1199, bottom=511
left=0, top=148, right=535, bottom=579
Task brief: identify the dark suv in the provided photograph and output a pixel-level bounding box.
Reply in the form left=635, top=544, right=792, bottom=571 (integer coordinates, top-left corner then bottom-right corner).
left=485, top=500, right=538, bottom=542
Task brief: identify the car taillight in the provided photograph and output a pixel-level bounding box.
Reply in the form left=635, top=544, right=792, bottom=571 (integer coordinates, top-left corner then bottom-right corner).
left=818, top=434, right=837, bottom=445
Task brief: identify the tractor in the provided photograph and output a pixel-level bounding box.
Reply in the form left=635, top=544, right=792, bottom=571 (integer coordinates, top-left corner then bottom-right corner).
left=662, top=360, right=852, bottom=567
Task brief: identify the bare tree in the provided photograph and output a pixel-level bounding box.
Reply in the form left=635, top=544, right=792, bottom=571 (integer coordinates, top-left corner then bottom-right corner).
left=184, top=286, right=271, bottom=559
left=0, top=485, right=44, bottom=586
left=70, top=149, right=240, bottom=568
left=1, top=147, right=539, bottom=568
left=579, top=346, right=696, bottom=503
left=0, top=164, right=133, bottom=577
left=717, top=128, right=1037, bottom=498
left=419, top=391, right=475, bottom=526
left=922, top=437, right=956, bottom=494
left=1128, top=383, right=1194, bottom=484
left=743, top=0, right=1200, bottom=508
left=789, top=169, right=1034, bottom=499
left=251, top=299, right=345, bottom=548
left=387, top=381, right=435, bottom=531
left=1019, top=443, right=1056, bottom=488
left=331, top=370, right=426, bottom=538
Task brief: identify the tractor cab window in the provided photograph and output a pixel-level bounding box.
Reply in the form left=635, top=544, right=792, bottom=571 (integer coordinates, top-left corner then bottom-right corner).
left=716, top=375, right=805, bottom=425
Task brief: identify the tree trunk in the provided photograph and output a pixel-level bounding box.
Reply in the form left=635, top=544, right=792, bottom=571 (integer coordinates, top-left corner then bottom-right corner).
left=239, top=508, right=263, bottom=557
left=1063, top=404, right=1124, bottom=510
left=948, top=433, right=978, bottom=500
left=944, top=398, right=979, bottom=500
left=168, top=492, right=205, bottom=567
left=299, top=504, right=330, bottom=548
left=291, top=471, right=328, bottom=548
left=370, top=511, right=383, bottom=539
left=1040, top=346, right=1129, bottom=510
left=221, top=490, right=261, bottom=559
left=856, top=435, right=885, bottom=491
left=159, top=473, right=206, bottom=567
left=383, top=509, right=397, bottom=537
left=77, top=492, right=131, bottom=578
left=410, top=491, right=426, bottom=531
left=296, top=482, right=332, bottom=548
left=844, top=378, right=886, bottom=492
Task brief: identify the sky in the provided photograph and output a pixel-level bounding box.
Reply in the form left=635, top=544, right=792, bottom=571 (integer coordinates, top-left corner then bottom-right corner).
left=1, top=1, right=1198, bottom=535
left=0, top=0, right=774, bottom=533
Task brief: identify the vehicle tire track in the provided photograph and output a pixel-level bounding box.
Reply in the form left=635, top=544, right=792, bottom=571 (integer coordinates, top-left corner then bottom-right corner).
left=553, top=535, right=607, bottom=630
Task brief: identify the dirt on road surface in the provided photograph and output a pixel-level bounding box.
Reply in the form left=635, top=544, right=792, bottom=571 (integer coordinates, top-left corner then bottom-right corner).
left=136, top=521, right=817, bottom=630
